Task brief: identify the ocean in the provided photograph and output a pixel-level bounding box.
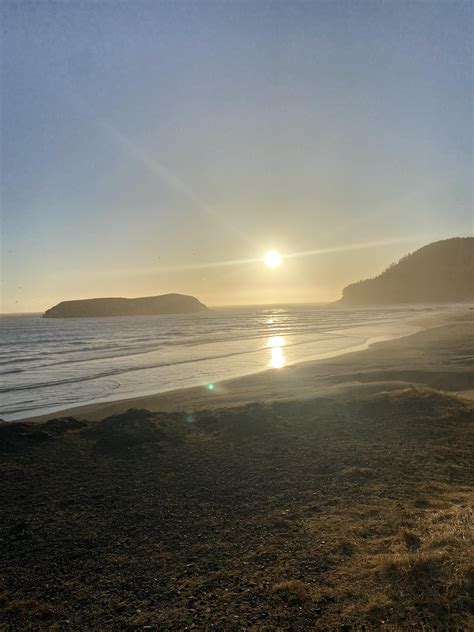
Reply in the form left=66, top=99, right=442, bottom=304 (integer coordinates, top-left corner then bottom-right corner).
left=0, top=304, right=449, bottom=421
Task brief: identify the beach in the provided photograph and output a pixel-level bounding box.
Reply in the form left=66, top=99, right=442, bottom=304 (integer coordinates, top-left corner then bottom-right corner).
left=17, top=307, right=473, bottom=423
left=1, top=309, right=473, bottom=630
left=2, top=304, right=440, bottom=422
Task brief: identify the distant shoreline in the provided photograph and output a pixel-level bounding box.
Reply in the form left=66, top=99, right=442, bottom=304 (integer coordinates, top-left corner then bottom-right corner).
left=3, top=299, right=474, bottom=317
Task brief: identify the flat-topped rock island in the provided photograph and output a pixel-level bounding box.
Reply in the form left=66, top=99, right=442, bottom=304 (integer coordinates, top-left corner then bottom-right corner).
left=43, top=293, right=209, bottom=318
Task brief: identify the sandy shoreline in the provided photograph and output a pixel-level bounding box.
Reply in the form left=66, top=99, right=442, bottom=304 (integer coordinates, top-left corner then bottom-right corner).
left=18, top=308, right=473, bottom=423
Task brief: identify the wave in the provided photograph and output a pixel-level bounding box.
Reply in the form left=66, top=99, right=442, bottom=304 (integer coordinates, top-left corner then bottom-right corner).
left=0, top=356, right=41, bottom=365
left=0, top=330, right=341, bottom=373
left=0, top=333, right=362, bottom=395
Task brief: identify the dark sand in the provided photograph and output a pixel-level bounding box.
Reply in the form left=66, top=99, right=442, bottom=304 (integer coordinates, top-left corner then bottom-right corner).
left=1, top=311, right=473, bottom=630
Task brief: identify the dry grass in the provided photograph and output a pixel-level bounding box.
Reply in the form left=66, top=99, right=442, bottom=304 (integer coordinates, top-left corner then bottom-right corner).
left=271, top=580, right=312, bottom=605
left=378, top=501, right=473, bottom=613
left=300, top=490, right=474, bottom=629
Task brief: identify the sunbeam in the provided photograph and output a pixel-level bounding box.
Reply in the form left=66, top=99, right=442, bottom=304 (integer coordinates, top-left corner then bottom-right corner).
left=70, top=94, right=255, bottom=247
left=126, top=233, right=440, bottom=274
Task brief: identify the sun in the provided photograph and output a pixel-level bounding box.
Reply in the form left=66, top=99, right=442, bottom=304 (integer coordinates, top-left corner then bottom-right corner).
left=263, top=250, right=282, bottom=268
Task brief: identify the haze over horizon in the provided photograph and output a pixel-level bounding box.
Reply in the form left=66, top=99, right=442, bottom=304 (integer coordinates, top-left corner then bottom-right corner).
left=1, top=1, right=472, bottom=313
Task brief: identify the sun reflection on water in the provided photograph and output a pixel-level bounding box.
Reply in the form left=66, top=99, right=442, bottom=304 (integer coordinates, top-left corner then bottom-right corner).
left=267, top=335, right=286, bottom=368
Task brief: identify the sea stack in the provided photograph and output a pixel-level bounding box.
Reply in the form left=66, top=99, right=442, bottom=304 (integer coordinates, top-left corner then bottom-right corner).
left=43, top=293, right=209, bottom=318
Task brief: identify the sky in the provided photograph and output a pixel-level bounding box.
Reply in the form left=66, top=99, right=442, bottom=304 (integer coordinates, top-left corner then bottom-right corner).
left=1, top=0, right=472, bottom=312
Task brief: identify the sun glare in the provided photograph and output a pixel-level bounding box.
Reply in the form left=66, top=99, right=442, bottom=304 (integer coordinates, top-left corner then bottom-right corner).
left=268, top=335, right=286, bottom=368
left=264, top=250, right=282, bottom=268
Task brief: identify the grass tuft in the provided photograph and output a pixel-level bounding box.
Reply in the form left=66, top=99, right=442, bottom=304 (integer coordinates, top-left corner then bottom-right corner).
left=271, top=580, right=312, bottom=605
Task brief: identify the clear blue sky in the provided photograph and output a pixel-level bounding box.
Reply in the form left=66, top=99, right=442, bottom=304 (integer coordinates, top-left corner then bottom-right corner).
left=1, top=0, right=472, bottom=311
